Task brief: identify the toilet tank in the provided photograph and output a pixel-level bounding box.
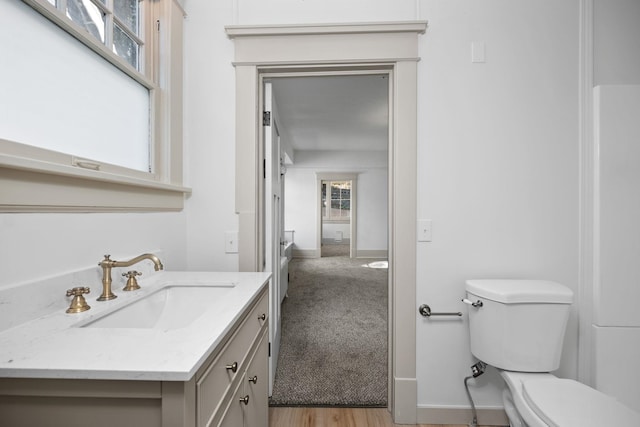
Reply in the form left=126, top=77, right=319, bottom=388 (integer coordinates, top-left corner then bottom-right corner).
left=465, top=280, right=573, bottom=372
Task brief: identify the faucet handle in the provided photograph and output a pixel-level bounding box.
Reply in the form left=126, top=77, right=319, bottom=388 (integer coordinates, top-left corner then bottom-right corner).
left=122, top=270, right=142, bottom=291
left=65, top=287, right=91, bottom=313
left=66, top=287, right=90, bottom=297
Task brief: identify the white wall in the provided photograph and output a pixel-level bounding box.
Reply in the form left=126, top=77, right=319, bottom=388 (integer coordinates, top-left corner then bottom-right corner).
left=283, top=150, right=388, bottom=254
left=322, top=223, right=350, bottom=242
left=182, top=0, right=584, bottom=415
left=416, top=0, right=580, bottom=409
left=593, top=85, right=640, bottom=412
left=183, top=1, right=240, bottom=271
left=0, top=212, right=187, bottom=290
left=590, top=0, right=640, bottom=412
left=594, top=0, right=640, bottom=86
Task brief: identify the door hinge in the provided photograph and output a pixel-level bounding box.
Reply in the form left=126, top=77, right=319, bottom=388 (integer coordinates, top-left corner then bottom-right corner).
left=263, top=111, right=271, bottom=126
left=268, top=342, right=271, bottom=357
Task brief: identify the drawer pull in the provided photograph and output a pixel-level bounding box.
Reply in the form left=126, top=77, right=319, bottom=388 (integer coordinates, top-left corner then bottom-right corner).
left=248, top=375, right=258, bottom=384
left=226, top=362, right=238, bottom=373
left=258, top=313, right=266, bottom=321
left=239, top=395, right=250, bottom=405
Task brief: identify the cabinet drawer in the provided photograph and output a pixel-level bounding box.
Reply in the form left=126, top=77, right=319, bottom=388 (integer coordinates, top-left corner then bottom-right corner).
left=212, top=329, right=268, bottom=427
left=197, top=290, right=268, bottom=427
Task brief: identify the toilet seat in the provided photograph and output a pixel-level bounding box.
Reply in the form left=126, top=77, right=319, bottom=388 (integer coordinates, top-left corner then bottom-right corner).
left=500, top=371, right=640, bottom=427
left=523, top=378, right=639, bottom=427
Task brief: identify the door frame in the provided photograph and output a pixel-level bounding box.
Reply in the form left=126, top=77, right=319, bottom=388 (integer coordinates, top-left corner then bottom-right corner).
left=226, top=22, right=425, bottom=424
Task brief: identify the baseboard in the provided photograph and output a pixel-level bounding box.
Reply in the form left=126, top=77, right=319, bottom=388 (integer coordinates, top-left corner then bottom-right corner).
left=392, top=377, right=417, bottom=424
left=292, top=248, right=319, bottom=258
left=417, top=405, right=509, bottom=426
left=321, top=238, right=350, bottom=245
left=356, top=249, right=388, bottom=258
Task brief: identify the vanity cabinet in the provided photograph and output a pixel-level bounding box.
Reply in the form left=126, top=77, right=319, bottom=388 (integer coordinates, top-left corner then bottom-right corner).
left=196, top=288, right=269, bottom=427
left=218, top=333, right=268, bottom=427
left=0, top=286, right=269, bottom=427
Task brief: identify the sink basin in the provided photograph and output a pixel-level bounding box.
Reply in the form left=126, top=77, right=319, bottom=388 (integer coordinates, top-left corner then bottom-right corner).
left=83, top=283, right=235, bottom=330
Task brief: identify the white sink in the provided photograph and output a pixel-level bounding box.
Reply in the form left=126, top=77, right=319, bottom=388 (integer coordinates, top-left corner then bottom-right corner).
left=83, top=283, right=235, bottom=330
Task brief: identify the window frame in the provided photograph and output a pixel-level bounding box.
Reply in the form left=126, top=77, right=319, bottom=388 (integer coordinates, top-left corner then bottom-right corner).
left=25, top=0, right=154, bottom=91
left=54, top=0, right=146, bottom=72
left=0, top=0, right=189, bottom=212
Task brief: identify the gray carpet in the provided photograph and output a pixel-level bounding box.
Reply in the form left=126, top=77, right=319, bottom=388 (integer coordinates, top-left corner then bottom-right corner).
left=269, top=245, right=388, bottom=407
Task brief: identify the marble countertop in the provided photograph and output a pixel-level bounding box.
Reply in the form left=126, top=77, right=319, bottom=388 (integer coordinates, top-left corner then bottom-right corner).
left=0, top=271, right=271, bottom=382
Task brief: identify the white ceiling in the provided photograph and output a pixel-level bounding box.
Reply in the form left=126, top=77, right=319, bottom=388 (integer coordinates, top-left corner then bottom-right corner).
left=270, top=74, right=389, bottom=152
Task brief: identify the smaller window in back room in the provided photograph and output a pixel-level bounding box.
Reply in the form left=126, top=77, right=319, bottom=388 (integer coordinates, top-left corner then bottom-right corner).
left=322, top=180, right=351, bottom=221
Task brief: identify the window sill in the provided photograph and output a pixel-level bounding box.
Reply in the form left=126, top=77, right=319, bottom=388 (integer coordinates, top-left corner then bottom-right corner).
left=322, top=219, right=350, bottom=224
left=0, top=153, right=191, bottom=212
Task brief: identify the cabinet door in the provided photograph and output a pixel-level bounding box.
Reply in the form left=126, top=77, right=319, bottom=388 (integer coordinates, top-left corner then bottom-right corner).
left=218, top=383, right=244, bottom=427
left=244, top=331, right=269, bottom=427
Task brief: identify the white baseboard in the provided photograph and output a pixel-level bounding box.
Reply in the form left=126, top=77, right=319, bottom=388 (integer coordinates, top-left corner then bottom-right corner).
left=392, top=377, right=417, bottom=424
left=417, top=405, right=509, bottom=426
left=291, top=248, right=319, bottom=258
left=356, top=249, right=388, bottom=258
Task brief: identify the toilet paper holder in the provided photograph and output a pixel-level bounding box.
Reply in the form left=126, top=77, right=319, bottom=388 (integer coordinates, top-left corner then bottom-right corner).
left=418, top=304, right=462, bottom=317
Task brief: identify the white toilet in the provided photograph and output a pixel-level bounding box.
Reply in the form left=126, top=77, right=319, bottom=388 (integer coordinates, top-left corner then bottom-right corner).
left=465, top=279, right=640, bottom=427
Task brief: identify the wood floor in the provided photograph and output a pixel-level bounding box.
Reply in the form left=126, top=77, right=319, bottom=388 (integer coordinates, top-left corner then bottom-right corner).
left=269, top=407, right=497, bottom=427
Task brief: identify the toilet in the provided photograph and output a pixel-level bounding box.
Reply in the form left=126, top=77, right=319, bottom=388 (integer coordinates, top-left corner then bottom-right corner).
left=464, top=279, right=640, bottom=427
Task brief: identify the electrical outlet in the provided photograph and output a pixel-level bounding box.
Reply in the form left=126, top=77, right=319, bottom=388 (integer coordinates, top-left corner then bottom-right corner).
left=417, top=219, right=432, bottom=242
left=225, top=231, right=238, bottom=253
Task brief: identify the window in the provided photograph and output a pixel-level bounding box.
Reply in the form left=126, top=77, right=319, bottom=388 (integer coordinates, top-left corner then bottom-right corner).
left=63, top=0, right=144, bottom=70
left=322, top=180, right=351, bottom=221
left=48, top=0, right=143, bottom=70
left=0, top=0, right=188, bottom=211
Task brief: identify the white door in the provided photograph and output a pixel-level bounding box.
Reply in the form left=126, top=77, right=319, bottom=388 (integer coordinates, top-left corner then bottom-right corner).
left=263, top=81, right=283, bottom=396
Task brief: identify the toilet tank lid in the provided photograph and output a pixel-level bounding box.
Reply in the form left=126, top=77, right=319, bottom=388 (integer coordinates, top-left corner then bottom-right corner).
left=465, top=280, right=573, bottom=304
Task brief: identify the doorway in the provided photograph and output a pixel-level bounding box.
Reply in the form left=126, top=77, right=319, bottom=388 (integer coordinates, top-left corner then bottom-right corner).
left=266, top=75, right=388, bottom=406
left=321, top=179, right=353, bottom=258
left=227, top=21, right=425, bottom=423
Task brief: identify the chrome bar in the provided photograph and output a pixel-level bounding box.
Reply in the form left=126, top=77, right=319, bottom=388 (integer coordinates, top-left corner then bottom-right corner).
left=418, top=304, right=462, bottom=317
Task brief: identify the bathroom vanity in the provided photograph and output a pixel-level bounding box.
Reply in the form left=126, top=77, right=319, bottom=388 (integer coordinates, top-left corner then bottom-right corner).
left=0, top=271, right=271, bottom=427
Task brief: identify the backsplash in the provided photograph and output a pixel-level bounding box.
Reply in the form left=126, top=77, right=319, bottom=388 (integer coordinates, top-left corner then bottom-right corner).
left=0, top=251, right=164, bottom=333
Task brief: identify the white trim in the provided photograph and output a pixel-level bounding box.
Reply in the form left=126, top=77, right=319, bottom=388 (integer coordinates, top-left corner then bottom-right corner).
left=227, top=22, right=425, bottom=424
left=356, top=250, right=388, bottom=259
left=225, top=21, right=427, bottom=38
left=291, top=248, right=320, bottom=259
left=578, top=0, right=595, bottom=386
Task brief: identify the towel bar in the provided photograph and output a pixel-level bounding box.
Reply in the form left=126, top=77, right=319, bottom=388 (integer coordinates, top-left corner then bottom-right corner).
left=418, top=304, right=462, bottom=317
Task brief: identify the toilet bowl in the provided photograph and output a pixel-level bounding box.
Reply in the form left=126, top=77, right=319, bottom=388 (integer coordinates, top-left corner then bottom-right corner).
left=464, top=279, right=640, bottom=427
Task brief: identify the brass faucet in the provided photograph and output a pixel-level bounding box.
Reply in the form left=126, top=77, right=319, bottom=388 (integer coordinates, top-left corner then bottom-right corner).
left=98, top=254, right=164, bottom=301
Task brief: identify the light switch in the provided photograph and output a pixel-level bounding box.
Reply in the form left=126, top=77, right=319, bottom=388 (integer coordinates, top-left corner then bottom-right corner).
left=225, top=231, right=238, bottom=253
left=417, top=219, right=432, bottom=242
left=471, top=41, right=486, bottom=63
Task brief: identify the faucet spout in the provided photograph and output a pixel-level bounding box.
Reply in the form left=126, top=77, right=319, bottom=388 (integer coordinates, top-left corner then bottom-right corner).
left=97, top=253, right=164, bottom=301
left=112, top=253, right=164, bottom=271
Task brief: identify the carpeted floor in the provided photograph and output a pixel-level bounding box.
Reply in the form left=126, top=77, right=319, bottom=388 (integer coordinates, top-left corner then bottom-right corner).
left=269, top=244, right=388, bottom=407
